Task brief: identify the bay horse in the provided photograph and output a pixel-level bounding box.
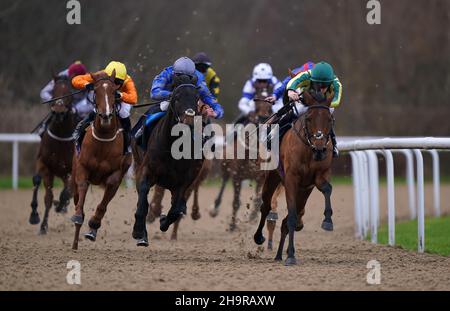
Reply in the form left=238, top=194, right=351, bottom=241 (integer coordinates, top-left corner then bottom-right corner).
left=253, top=91, right=335, bottom=265
left=145, top=159, right=212, bottom=240
left=132, top=74, right=205, bottom=247
left=210, top=85, right=273, bottom=231
left=70, top=70, right=132, bottom=250
left=29, top=75, right=77, bottom=234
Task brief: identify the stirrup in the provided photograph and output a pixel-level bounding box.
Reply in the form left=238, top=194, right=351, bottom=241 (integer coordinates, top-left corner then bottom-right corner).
left=333, top=147, right=339, bottom=158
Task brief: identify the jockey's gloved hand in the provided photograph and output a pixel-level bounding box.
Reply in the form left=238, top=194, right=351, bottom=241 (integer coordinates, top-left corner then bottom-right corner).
left=115, top=91, right=122, bottom=100
left=85, top=83, right=94, bottom=91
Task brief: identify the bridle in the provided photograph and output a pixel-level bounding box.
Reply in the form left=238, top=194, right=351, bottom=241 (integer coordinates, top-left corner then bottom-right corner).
left=292, top=104, right=332, bottom=151
left=168, top=83, right=199, bottom=123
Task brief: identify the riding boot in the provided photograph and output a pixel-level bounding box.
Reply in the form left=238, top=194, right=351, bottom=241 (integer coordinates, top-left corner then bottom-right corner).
left=119, top=116, right=132, bottom=155
left=330, top=125, right=339, bottom=158
left=73, top=110, right=95, bottom=153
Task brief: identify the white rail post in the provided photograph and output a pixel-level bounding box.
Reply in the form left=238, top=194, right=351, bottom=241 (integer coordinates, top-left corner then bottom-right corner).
left=357, top=151, right=370, bottom=238
left=427, top=150, right=440, bottom=217
left=350, top=152, right=363, bottom=239
left=383, top=150, right=396, bottom=246
left=12, top=140, right=19, bottom=190
left=400, top=150, right=416, bottom=219
left=365, top=150, right=379, bottom=244
left=413, top=149, right=425, bottom=253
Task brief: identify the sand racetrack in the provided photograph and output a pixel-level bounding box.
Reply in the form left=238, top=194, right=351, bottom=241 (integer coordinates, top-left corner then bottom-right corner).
left=0, top=183, right=449, bottom=291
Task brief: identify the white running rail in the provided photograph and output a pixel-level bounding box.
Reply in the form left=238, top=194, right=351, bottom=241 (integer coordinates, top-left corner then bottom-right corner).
left=339, top=137, right=450, bottom=253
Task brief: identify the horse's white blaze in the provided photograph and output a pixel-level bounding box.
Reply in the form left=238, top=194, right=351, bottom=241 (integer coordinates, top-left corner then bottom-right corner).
left=103, top=83, right=110, bottom=116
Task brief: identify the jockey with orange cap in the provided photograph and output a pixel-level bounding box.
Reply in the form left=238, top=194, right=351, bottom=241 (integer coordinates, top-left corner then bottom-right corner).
left=71, top=61, right=138, bottom=154
left=37, top=61, right=92, bottom=135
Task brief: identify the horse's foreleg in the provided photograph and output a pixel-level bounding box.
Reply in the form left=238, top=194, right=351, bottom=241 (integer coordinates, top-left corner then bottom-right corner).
left=55, top=176, right=71, bottom=214
left=283, top=176, right=300, bottom=265
left=229, top=178, right=242, bottom=231
left=71, top=167, right=89, bottom=250
left=317, top=180, right=333, bottom=231
left=275, top=216, right=288, bottom=261
left=29, top=173, right=42, bottom=225
left=160, top=189, right=186, bottom=232
left=39, top=171, right=54, bottom=235
left=133, top=170, right=153, bottom=246
left=254, top=170, right=280, bottom=245
left=148, top=185, right=165, bottom=223
left=210, top=171, right=229, bottom=217
left=86, top=172, right=122, bottom=242
left=249, top=174, right=264, bottom=222
left=191, top=185, right=201, bottom=220
left=267, top=184, right=282, bottom=250
left=171, top=217, right=181, bottom=240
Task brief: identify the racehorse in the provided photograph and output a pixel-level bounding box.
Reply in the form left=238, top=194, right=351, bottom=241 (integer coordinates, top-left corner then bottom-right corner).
left=132, top=74, right=206, bottom=246
left=253, top=90, right=335, bottom=265
left=70, top=70, right=132, bottom=250
left=29, top=75, right=77, bottom=234
left=210, top=85, right=273, bottom=231
left=145, top=159, right=212, bottom=240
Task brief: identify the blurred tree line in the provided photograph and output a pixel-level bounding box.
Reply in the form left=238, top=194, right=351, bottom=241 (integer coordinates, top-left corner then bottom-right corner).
left=0, top=0, right=449, bottom=175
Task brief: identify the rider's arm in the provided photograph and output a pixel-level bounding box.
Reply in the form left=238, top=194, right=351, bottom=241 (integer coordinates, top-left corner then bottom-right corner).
left=40, top=80, right=55, bottom=101
left=119, top=76, right=138, bottom=105
left=150, top=69, right=172, bottom=101
left=72, top=73, right=94, bottom=90
left=330, top=77, right=342, bottom=108
left=286, top=70, right=311, bottom=92
left=199, top=82, right=223, bottom=119
left=238, top=80, right=255, bottom=114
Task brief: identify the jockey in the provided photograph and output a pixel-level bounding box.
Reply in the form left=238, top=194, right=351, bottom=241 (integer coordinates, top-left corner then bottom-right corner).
left=284, top=61, right=342, bottom=157
left=71, top=61, right=138, bottom=154
left=38, top=61, right=91, bottom=135
left=192, top=52, right=220, bottom=99
left=236, top=63, right=283, bottom=124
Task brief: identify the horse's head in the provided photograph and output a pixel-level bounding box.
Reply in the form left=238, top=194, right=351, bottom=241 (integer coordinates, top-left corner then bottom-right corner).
left=51, top=74, right=72, bottom=122
left=90, top=70, right=120, bottom=126
left=170, top=74, right=200, bottom=126
left=301, top=91, right=333, bottom=161
left=252, top=81, right=273, bottom=121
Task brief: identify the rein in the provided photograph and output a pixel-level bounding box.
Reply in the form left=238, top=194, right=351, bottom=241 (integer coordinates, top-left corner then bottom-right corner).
left=168, top=83, right=198, bottom=122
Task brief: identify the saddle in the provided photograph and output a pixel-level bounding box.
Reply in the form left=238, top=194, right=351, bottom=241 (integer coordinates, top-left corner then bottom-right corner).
left=132, top=111, right=167, bottom=150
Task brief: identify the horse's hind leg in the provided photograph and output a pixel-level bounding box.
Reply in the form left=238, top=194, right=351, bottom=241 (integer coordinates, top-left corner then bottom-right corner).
left=85, top=173, right=121, bottom=242
left=29, top=173, right=42, bottom=225
left=171, top=217, right=181, bottom=240
left=249, top=174, right=264, bottom=222
left=210, top=170, right=229, bottom=218
left=55, top=176, right=71, bottom=214
left=275, top=217, right=288, bottom=261
left=39, top=171, right=54, bottom=235
left=267, top=185, right=282, bottom=250
left=133, top=170, right=153, bottom=246
left=254, top=170, right=280, bottom=245
left=148, top=185, right=165, bottom=223
left=317, top=180, right=333, bottom=231
left=71, top=166, right=89, bottom=250
left=229, top=178, right=242, bottom=231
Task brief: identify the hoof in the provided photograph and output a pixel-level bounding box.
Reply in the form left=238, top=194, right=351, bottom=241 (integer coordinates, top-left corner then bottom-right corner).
left=191, top=212, right=201, bottom=221
left=29, top=212, right=40, bottom=225
left=84, top=229, right=97, bottom=241
left=254, top=233, right=265, bottom=245
left=209, top=208, right=219, bottom=218
left=295, top=223, right=304, bottom=232
left=71, top=214, right=84, bottom=225
left=274, top=254, right=282, bottom=261
left=321, top=221, right=334, bottom=231
left=284, top=257, right=297, bottom=266
left=136, top=237, right=149, bottom=247
left=159, top=214, right=169, bottom=232
left=229, top=223, right=237, bottom=232
left=268, top=240, right=273, bottom=250
left=39, top=226, right=47, bottom=235
left=55, top=201, right=69, bottom=214
left=267, top=211, right=278, bottom=221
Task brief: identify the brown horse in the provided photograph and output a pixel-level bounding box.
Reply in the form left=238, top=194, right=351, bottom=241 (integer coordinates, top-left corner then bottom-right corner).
left=29, top=75, right=77, bottom=234
left=145, top=159, right=212, bottom=240
left=70, top=70, right=132, bottom=250
left=253, top=91, right=335, bottom=265
left=210, top=85, right=273, bottom=231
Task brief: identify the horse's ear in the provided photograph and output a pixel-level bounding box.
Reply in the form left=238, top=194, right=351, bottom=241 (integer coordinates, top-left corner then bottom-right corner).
left=51, top=68, right=58, bottom=80
left=89, top=72, right=96, bottom=81
left=110, top=69, right=116, bottom=81
left=288, top=68, right=297, bottom=78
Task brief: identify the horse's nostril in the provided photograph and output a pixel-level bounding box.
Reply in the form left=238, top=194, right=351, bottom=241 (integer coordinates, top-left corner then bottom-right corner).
left=185, top=109, right=195, bottom=117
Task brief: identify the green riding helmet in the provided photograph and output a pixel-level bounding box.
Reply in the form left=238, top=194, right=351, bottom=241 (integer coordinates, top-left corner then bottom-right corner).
left=310, top=61, right=335, bottom=84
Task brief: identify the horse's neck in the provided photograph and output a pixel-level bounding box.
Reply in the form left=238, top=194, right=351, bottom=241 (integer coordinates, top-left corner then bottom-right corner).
left=152, top=109, right=178, bottom=150
left=48, top=113, right=75, bottom=135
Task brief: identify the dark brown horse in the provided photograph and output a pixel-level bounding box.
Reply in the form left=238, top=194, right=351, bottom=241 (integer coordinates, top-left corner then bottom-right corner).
left=145, top=159, right=212, bottom=240
left=254, top=91, right=335, bottom=265
left=210, top=84, right=273, bottom=231
left=70, top=70, right=132, bottom=250
left=132, top=75, right=206, bottom=247
left=29, top=75, right=77, bottom=234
